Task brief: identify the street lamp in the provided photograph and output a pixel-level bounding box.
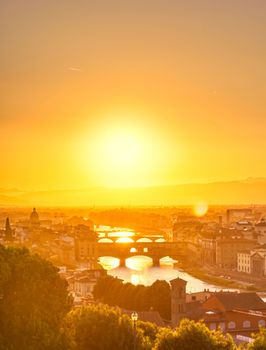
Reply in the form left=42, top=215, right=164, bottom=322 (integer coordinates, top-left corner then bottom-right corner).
left=131, top=311, right=138, bottom=350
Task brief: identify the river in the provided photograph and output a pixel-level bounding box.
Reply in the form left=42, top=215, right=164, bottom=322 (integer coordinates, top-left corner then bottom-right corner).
left=96, top=225, right=232, bottom=293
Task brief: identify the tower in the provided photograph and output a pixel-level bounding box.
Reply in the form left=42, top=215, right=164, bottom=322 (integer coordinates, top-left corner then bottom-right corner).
left=170, top=277, right=187, bottom=326
left=29, top=208, right=40, bottom=228
left=5, top=217, right=13, bottom=241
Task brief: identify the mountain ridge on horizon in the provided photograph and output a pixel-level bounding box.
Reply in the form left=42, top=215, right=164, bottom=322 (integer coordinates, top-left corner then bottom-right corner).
left=1, top=177, right=266, bottom=193
left=0, top=178, right=266, bottom=206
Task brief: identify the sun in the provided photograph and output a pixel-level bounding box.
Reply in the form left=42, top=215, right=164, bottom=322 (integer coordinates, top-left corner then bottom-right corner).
left=102, top=130, right=141, bottom=169
left=81, top=118, right=155, bottom=187
left=75, top=110, right=176, bottom=188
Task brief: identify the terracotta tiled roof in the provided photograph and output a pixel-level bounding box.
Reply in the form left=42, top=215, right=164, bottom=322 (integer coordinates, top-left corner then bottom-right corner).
left=208, top=293, right=266, bottom=311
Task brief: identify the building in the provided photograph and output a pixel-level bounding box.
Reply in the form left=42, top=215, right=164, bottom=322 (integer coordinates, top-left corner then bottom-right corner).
left=201, top=293, right=266, bottom=339
left=4, top=217, right=14, bottom=241
left=200, top=237, right=216, bottom=265
left=237, top=251, right=251, bottom=274
left=170, top=277, right=266, bottom=342
left=186, top=290, right=212, bottom=303
left=255, top=219, right=266, bottom=244
left=235, top=220, right=253, bottom=231
left=250, top=247, right=266, bottom=277
left=216, top=237, right=256, bottom=268
left=74, top=225, right=98, bottom=269
left=170, top=278, right=187, bottom=326
left=67, top=269, right=106, bottom=302
left=29, top=208, right=40, bottom=228
left=237, top=246, right=266, bottom=277
left=226, top=209, right=253, bottom=225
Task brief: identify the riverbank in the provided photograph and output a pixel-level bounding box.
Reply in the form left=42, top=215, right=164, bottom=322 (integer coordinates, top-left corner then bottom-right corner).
left=178, top=262, right=264, bottom=292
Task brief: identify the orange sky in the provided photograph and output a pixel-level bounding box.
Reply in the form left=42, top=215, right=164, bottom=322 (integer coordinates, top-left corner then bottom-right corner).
left=1, top=1, right=266, bottom=191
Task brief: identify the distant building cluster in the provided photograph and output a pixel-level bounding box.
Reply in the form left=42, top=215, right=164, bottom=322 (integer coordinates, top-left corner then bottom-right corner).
left=172, top=207, right=266, bottom=282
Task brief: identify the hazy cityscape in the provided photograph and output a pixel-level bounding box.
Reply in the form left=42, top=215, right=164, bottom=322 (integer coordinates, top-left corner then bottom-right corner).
left=1, top=205, right=266, bottom=348
left=1, top=0, right=266, bottom=349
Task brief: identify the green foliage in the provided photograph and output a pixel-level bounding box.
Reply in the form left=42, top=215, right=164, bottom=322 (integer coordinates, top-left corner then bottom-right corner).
left=137, top=320, right=158, bottom=348
left=247, top=327, right=266, bottom=350
left=93, top=276, right=171, bottom=319
left=64, top=304, right=151, bottom=350
left=154, top=319, right=237, bottom=350
left=0, top=245, right=72, bottom=350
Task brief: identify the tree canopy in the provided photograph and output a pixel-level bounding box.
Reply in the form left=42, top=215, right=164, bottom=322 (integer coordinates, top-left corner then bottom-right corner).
left=93, top=275, right=171, bottom=319
left=0, top=245, right=72, bottom=350
left=154, top=319, right=237, bottom=350
left=247, top=327, right=266, bottom=350
left=64, top=304, right=153, bottom=350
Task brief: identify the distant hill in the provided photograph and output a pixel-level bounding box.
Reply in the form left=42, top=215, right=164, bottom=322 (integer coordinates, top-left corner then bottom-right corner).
left=0, top=178, right=266, bottom=206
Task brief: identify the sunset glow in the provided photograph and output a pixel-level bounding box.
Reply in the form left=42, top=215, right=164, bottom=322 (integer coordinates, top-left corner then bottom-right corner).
left=1, top=0, right=265, bottom=205
left=1, top=1, right=266, bottom=349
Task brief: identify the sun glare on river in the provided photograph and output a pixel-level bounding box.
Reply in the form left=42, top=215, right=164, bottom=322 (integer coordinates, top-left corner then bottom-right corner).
left=126, top=256, right=153, bottom=270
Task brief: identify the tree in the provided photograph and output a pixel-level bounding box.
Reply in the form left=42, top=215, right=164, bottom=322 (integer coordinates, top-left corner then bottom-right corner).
left=64, top=304, right=150, bottom=350
left=147, top=280, right=171, bottom=319
left=247, top=327, right=266, bottom=350
left=0, top=245, right=72, bottom=350
left=137, top=320, right=158, bottom=349
left=153, top=319, right=237, bottom=350
left=93, top=276, right=171, bottom=319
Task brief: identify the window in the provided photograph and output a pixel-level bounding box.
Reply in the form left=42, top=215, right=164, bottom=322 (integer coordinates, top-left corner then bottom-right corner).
left=219, top=322, right=225, bottom=331
left=178, top=304, right=184, bottom=313
left=259, top=320, right=266, bottom=327
left=228, top=321, right=236, bottom=329
left=243, top=320, right=251, bottom=328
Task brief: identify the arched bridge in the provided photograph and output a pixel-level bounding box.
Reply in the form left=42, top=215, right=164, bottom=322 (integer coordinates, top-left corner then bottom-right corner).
left=98, top=235, right=165, bottom=243
left=98, top=241, right=188, bottom=267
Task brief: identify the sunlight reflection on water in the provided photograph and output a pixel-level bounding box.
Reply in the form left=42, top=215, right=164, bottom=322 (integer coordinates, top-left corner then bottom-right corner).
left=99, top=256, right=230, bottom=293
left=97, top=226, right=234, bottom=293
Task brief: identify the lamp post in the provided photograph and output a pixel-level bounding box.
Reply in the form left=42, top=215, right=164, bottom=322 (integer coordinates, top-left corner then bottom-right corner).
left=131, top=311, right=138, bottom=350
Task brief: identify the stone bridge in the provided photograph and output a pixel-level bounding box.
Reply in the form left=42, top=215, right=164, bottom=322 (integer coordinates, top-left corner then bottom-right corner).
left=98, top=235, right=165, bottom=243
left=98, top=241, right=188, bottom=266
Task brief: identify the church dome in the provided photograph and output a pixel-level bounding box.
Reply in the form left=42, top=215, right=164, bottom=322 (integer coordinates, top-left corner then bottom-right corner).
left=30, top=208, right=40, bottom=226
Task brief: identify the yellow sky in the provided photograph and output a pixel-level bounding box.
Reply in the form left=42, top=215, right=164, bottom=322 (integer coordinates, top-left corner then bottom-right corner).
left=1, top=1, right=266, bottom=191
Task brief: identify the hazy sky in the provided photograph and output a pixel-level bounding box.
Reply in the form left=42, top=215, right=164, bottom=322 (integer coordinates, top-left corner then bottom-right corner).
left=1, top=0, right=266, bottom=190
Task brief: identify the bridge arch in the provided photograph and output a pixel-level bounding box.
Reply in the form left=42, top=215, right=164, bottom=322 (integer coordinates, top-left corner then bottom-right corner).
left=130, top=247, right=137, bottom=253
left=115, top=237, right=135, bottom=243
left=98, top=238, right=113, bottom=243
left=98, top=256, right=120, bottom=269
left=136, top=238, right=152, bottom=243
left=126, top=255, right=153, bottom=270
left=160, top=256, right=178, bottom=265
left=155, top=238, right=166, bottom=242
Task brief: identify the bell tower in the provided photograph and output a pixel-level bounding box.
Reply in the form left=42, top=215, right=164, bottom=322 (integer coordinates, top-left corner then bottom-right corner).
left=170, top=277, right=187, bottom=326
left=5, top=217, right=13, bottom=241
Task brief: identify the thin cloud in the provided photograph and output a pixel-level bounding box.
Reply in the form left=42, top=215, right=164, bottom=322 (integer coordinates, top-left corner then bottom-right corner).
left=67, top=67, right=82, bottom=72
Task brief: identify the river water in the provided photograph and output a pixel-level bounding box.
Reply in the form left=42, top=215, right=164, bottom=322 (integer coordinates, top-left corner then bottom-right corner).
left=96, top=226, right=230, bottom=293
left=107, top=265, right=227, bottom=293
